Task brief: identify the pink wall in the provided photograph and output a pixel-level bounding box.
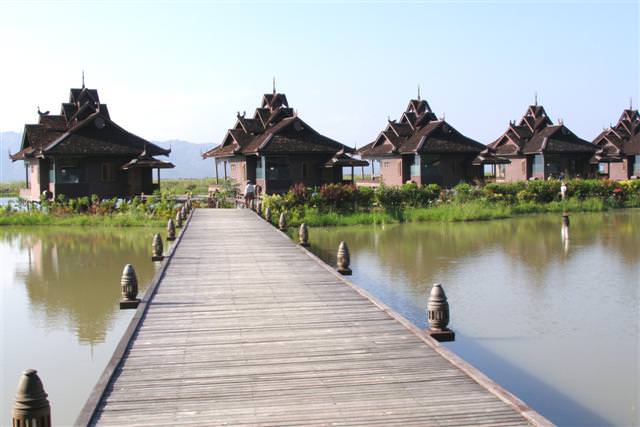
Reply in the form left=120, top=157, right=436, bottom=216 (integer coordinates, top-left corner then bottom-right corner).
left=380, top=157, right=403, bottom=186
left=609, top=159, right=629, bottom=181
left=499, top=158, right=528, bottom=182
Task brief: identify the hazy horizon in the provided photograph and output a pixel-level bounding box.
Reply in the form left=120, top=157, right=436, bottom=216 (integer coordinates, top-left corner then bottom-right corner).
left=1, top=1, right=638, bottom=147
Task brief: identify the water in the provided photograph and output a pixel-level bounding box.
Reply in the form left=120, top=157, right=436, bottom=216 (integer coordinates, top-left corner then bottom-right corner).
left=307, top=211, right=639, bottom=427
left=0, top=226, right=161, bottom=426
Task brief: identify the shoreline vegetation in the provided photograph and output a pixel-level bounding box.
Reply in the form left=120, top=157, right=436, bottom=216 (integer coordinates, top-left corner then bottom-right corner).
left=261, top=179, right=640, bottom=227
left=1, top=179, right=638, bottom=227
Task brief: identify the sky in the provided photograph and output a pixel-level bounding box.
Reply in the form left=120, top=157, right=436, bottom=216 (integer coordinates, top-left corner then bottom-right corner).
left=0, top=0, right=638, bottom=147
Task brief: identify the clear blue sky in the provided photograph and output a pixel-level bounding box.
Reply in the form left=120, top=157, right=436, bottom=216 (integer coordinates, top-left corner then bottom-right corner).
left=1, top=1, right=638, bottom=146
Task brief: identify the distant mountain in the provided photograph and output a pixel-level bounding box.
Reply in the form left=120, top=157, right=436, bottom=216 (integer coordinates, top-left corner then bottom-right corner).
left=0, top=132, right=216, bottom=182
left=153, top=140, right=215, bottom=179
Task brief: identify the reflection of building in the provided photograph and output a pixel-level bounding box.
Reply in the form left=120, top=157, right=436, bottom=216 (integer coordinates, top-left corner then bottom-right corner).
left=202, top=88, right=366, bottom=194
left=10, top=229, right=154, bottom=345
left=358, top=96, right=505, bottom=187
left=592, top=108, right=640, bottom=180
left=10, top=81, right=174, bottom=200
left=488, top=103, right=597, bottom=181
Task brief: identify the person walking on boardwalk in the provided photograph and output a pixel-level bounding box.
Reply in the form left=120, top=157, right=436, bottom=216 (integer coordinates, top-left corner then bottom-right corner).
left=244, top=180, right=255, bottom=208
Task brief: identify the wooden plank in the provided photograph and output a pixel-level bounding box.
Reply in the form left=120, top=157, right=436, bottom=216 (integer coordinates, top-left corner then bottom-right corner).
left=80, top=209, right=552, bottom=426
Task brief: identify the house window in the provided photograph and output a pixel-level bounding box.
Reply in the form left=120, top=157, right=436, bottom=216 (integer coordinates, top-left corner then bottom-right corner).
left=410, top=154, right=421, bottom=176
left=101, top=163, right=115, bottom=182
left=532, top=154, right=544, bottom=175
left=256, top=156, right=265, bottom=179
left=49, top=161, right=55, bottom=183
left=496, top=164, right=506, bottom=179
left=383, top=161, right=391, bottom=168
left=634, top=155, right=640, bottom=175
left=58, top=161, right=85, bottom=184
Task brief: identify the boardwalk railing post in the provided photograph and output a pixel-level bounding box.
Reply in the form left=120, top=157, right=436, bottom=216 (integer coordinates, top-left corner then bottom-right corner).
left=256, top=200, right=262, bottom=217
left=12, top=369, right=51, bottom=427
left=167, top=218, right=176, bottom=241
left=152, top=233, right=164, bottom=261
left=175, top=210, right=183, bottom=228
left=265, top=207, right=272, bottom=224
left=181, top=205, right=187, bottom=221
left=120, top=264, right=140, bottom=309
left=299, top=223, right=310, bottom=247
left=426, top=283, right=455, bottom=342
left=278, top=212, right=287, bottom=231
left=336, top=241, right=352, bottom=275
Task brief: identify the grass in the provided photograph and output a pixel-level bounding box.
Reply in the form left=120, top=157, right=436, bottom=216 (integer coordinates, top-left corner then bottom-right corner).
left=0, top=182, right=24, bottom=197
left=277, top=197, right=625, bottom=227
left=161, top=178, right=218, bottom=195
left=0, top=212, right=167, bottom=227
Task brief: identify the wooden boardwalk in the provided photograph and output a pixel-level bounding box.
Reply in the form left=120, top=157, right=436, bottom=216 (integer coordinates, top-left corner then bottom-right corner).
left=79, top=209, right=550, bottom=426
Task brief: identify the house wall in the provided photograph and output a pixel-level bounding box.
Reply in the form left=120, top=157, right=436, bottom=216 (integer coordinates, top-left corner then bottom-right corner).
left=498, top=158, right=528, bottom=182
left=50, top=157, right=156, bottom=199
left=421, top=156, right=484, bottom=188
left=608, top=159, right=629, bottom=181
left=27, top=159, right=41, bottom=200
left=379, top=157, right=403, bottom=186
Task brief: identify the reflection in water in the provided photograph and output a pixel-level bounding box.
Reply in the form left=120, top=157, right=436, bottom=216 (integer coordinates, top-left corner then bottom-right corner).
left=1, top=226, right=160, bottom=425
left=307, top=211, right=639, bottom=427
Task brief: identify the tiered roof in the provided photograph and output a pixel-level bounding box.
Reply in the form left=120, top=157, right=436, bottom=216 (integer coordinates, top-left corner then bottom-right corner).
left=488, top=104, right=596, bottom=156
left=11, top=86, right=170, bottom=163
left=203, top=91, right=357, bottom=161
left=592, top=108, right=640, bottom=161
left=358, top=98, right=494, bottom=160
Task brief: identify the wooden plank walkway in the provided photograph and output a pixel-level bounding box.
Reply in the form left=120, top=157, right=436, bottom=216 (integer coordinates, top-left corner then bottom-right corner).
left=80, top=209, right=551, bottom=426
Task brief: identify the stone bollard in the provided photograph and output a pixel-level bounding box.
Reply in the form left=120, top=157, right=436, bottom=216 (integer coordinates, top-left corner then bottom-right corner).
left=151, top=233, right=164, bottom=261
left=265, top=207, right=272, bottom=224
left=256, top=200, right=262, bottom=217
left=299, top=223, right=310, bottom=247
left=215, top=200, right=220, bottom=209
left=181, top=205, right=187, bottom=221
left=426, top=283, right=455, bottom=342
left=120, top=264, right=140, bottom=309
left=336, top=241, right=352, bottom=275
left=12, top=369, right=51, bottom=427
left=167, top=218, right=176, bottom=241
left=278, top=212, right=287, bottom=231
left=175, top=210, right=183, bottom=228
left=562, top=213, right=570, bottom=227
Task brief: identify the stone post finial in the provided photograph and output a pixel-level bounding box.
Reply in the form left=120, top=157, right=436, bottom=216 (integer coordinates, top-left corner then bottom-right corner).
left=180, top=205, right=187, bottom=221
left=175, top=210, right=183, bottom=228
left=167, top=218, right=176, bottom=241
left=336, top=241, right=352, bottom=275
left=278, top=212, right=287, bottom=231
left=152, top=233, right=164, bottom=261
left=12, top=369, right=51, bottom=427
left=299, top=223, right=309, bottom=247
left=120, top=264, right=140, bottom=309
left=265, top=207, right=272, bottom=224
left=426, top=283, right=454, bottom=342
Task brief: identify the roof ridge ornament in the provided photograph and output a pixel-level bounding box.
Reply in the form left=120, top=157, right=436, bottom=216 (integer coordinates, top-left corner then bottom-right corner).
left=534, top=91, right=538, bottom=106
left=417, top=84, right=421, bottom=101
left=272, top=76, right=276, bottom=95
left=82, top=70, right=85, bottom=89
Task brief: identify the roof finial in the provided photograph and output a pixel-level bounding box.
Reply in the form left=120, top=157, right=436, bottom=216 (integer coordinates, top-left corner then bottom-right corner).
left=82, top=70, right=85, bottom=89
left=417, top=84, right=421, bottom=101
left=272, top=76, right=276, bottom=94
left=534, top=91, right=538, bottom=106
left=630, top=97, right=633, bottom=110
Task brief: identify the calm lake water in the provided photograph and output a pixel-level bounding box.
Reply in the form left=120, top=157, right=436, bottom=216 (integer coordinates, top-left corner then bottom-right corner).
left=306, top=210, right=639, bottom=427
left=0, top=226, right=161, bottom=426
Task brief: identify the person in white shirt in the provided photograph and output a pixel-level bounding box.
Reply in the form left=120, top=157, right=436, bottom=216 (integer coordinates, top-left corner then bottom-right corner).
left=244, top=180, right=255, bottom=208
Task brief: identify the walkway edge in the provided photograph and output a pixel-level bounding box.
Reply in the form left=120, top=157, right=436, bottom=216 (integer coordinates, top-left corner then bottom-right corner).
left=74, top=209, right=195, bottom=427
left=266, top=215, right=555, bottom=427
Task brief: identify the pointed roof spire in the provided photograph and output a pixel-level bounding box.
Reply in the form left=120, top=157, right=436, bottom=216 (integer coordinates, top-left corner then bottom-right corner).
left=82, top=70, right=85, bottom=89
left=417, top=84, right=421, bottom=101
left=534, top=91, right=538, bottom=106
left=630, top=97, right=633, bottom=110
left=272, top=76, right=276, bottom=94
